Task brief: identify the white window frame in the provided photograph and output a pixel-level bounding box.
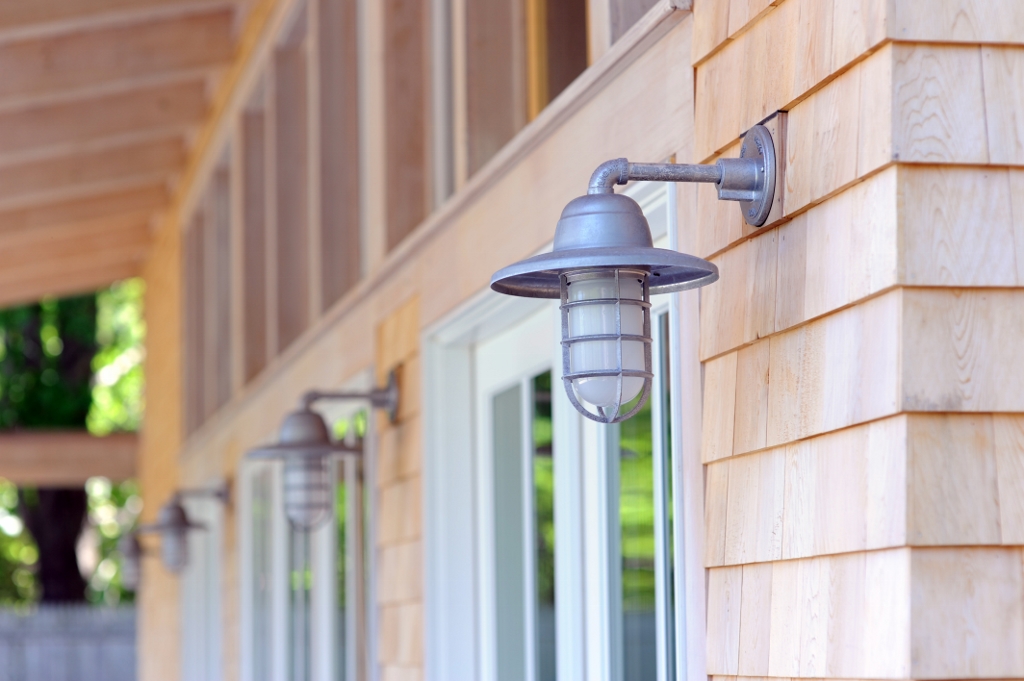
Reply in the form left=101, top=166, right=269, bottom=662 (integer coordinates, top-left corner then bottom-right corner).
left=181, top=481, right=227, bottom=681
left=424, top=182, right=706, bottom=681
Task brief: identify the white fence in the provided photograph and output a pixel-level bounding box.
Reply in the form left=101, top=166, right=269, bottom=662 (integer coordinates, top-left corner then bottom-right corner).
left=0, top=605, right=135, bottom=681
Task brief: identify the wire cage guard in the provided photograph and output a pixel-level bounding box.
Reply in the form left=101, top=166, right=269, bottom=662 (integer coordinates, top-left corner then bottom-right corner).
left=560, top=268, right=653, bottom=424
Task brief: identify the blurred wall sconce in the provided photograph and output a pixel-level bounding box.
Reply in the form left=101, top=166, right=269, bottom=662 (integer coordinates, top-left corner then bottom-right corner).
left=491, top=124, right=778, bottom=423
left=118, top=482, right=231, bottom=587
left=246, top=371, right=399, bottom=531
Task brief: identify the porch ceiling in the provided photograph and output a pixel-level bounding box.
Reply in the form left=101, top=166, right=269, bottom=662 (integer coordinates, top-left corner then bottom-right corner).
left=0, top=0, right=251, bottom=307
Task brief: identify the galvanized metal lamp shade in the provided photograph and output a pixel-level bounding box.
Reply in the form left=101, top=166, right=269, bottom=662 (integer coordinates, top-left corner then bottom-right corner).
left=247, top=406, right=360, bottom=531
left=492, top=193, right=716, bottom=423
left=136, top=496, right=206, bottom=574
left=117, top=532, right=143, bottom=591
left=491, top=124, right=777, bottom=423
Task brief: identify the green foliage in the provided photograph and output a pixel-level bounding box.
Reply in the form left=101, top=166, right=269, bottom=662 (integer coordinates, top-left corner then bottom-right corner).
left=618, top=393, right=656, bottom=611
left=0, top=278, right=145, bottom=605
left=88, top=279, right=145, bottom=435
left=336, top=481, right=347, bottom=608
left=0, top=295, right=96, bottom=429
left=0, top=479, right=38, bottom=605
left=532, top=372, right=556, bottom=607
left=84, top=477, right=142, bottom=605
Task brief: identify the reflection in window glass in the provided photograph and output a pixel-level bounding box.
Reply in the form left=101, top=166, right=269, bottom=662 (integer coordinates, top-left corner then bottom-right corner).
left=617, top=313, right=673, bottom=680
left=336, top=476, right=347, bottom=679
left=491, top=370, right=557, bottom=681
left=252, top=467, right=273, bottom=681
left=289, top=530, right=312, bottom=681
left=492, top=382, right=526, bottom=681
left=533, top=372, right=556, bottom=681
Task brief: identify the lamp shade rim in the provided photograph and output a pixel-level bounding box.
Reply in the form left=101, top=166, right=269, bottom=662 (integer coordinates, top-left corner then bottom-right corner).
left=490, top=246, right=719, bottom=298
left=246, top=442, right=361, bottom=460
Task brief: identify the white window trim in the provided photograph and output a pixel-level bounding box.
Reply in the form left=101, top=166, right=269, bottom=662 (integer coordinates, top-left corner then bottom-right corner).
left=181, top=480, right=227, bottom=681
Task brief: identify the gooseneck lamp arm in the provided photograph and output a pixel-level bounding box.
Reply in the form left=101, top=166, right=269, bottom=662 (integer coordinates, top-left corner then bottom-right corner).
left=299, top=368, right=400, bottom=423
left=586, top=124, right=777, bottom=226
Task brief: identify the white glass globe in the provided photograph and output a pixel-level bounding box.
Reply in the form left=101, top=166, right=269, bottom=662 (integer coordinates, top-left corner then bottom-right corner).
left=566, top=271, right=645, bottom=408
left=283, top=456, right=332, bottom=530
left=161, top=527, right=189, bottom=573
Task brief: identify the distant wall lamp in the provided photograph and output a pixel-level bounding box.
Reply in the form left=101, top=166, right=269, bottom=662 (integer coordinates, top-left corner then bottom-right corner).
left=118, top=482, right=231, bottom=588
left=491, top=124, right=777, bottom=423
left=246, top=371, right=399, bottom=531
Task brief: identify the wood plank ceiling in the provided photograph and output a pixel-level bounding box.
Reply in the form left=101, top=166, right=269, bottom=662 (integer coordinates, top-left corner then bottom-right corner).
left=0, top=0, right=249, bottom=307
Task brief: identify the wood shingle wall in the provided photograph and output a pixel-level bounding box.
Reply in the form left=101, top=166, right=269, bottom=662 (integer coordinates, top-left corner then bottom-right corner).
left=694, top=0, right=1024, bottom=677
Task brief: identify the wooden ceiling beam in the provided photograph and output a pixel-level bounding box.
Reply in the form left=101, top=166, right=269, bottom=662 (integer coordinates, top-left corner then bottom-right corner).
left=0, top=0, right=228, bottom=35
left=0, top=221, right=150, bottom=306
left=0, top=8, right=234, bottom=107
left=0, top=432, right=136, bottom=486
left=0, top=213, right=152, bottom=252
left=0, top=138, right=184, bottom=209
left=0, top=185, right=167, bottom=236
left=0, top=79, right=208, bottom=156
left=0, top=260, right=143, bottom=310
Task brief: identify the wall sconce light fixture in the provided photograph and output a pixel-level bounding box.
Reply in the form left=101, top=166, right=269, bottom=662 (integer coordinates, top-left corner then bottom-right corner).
left=119, top=483, right=231, bottom=584
left=491, top=125, right=777, bottom=423
left=246, top=371, right=399, bottom=531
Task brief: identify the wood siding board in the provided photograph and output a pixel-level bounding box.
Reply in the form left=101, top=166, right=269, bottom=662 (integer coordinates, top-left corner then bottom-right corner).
left=706, top=565, right=742, bottom=674
left=737, top=561, right=772, bottom=675
left=902, top=289, right=1024, bottom=413
left=826, top=551, right=866, bottom=677
left=981, top=46, right=1024, bottom=166
left=813, top=426, right=868, bottom=557
left=774, top=213, right=808, bottom=332
left=692, top=0, right=731, bottom=65
left=887, top=0, right=1024, bottom=44
left=1011, top=169, right=1024, bottom=285
left=892, top=44, right=989, bottom=164
left=863, top=548, right=911, bottom=677
left=701, top=351, right=738, bottom=463
left=993, top=415, right=1024, bottom=544
left=901, top=166, right=1017, bottom=287
left=767, top=556, right=801, bottom=676
left=705, top=458, right=730, bottom=567
left=910, top=547, right=1024, bottom=678
left=733, top=341, right=770, bottom=455
left=866, top=415, right=908, bottom=549
left=907, top=414, right=1001, bottom=546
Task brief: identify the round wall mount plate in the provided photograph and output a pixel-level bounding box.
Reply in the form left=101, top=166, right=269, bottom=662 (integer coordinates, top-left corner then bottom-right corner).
left=738, top=124, right=777, bottom=227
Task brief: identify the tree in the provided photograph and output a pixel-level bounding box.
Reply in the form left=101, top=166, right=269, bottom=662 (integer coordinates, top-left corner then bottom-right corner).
left=0, top=295, right=96, bottom=603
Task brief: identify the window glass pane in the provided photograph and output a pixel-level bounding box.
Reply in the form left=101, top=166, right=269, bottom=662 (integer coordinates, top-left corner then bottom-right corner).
left=533, top=371, right=556, bottom=681
left=252, top=467, right=273, bottom=681
left=491, top=370, right=557, bottom=681
left=616, top=313, right=672, bottom=680
left=492, top=382, right=526, bottom=681
left=336, top=474, right=348, bottom=679
left=289, top=528, right=311, bottom=681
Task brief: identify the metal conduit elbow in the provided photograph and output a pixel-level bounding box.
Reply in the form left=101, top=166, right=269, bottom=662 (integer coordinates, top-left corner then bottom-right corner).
left=588, top=158, right=631, bottom=194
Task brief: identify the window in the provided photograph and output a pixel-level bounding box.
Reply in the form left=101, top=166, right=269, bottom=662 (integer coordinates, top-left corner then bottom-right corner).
left=426, top=182, right=703, bottom=681
left=462, top=0, right=588, bottom=176
left=240, top=403, right=370, bottom=681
